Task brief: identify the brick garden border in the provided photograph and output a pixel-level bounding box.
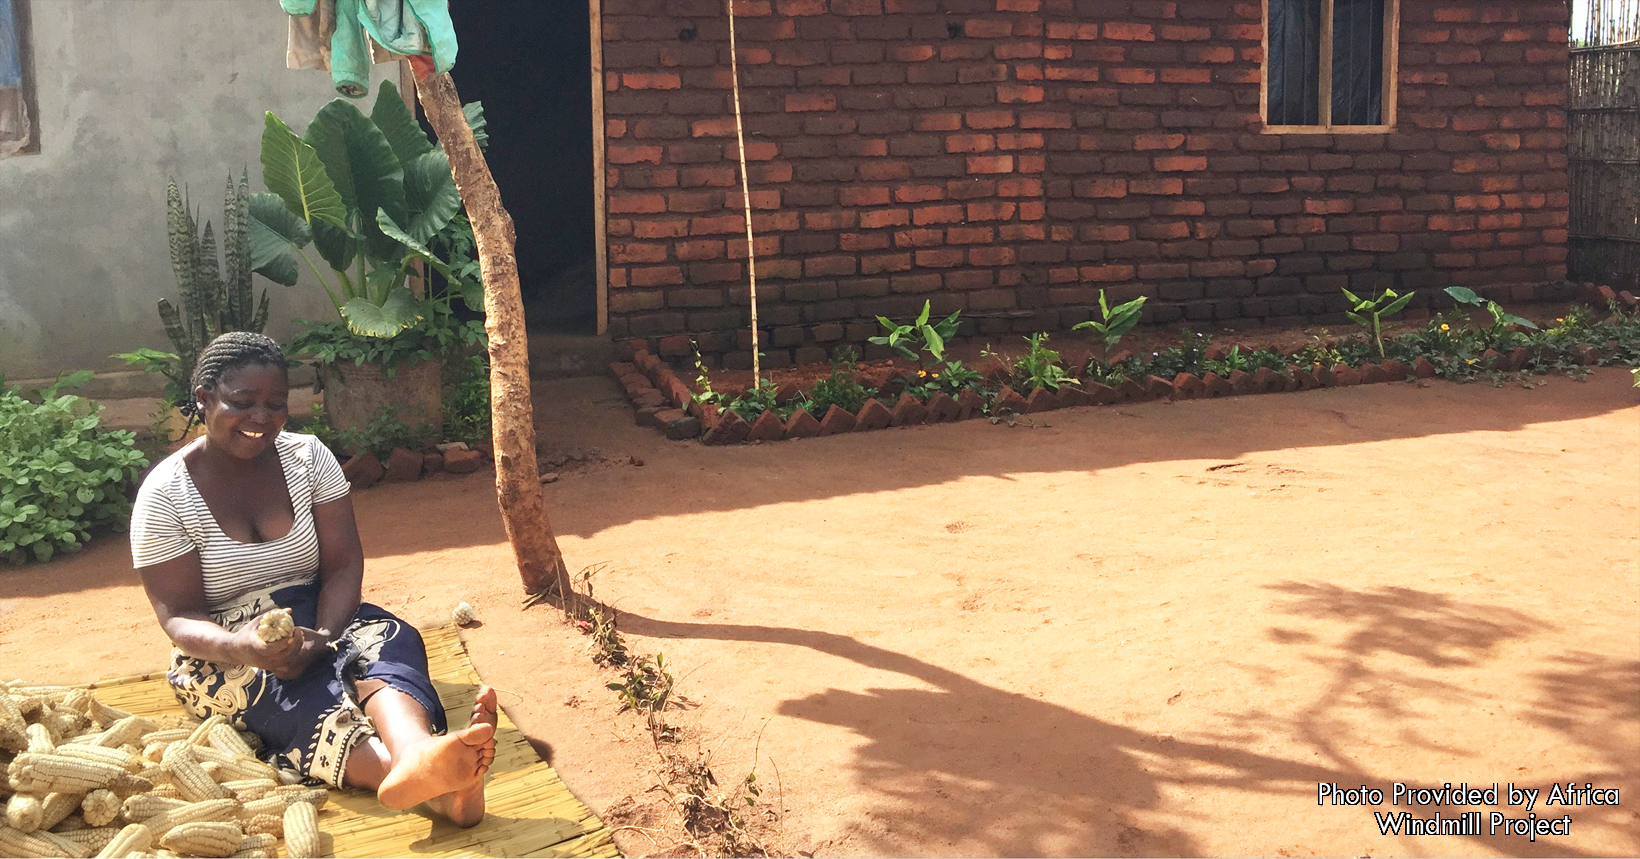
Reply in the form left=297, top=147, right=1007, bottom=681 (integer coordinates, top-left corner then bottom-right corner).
left=611, top=339, right=1620, bottom=447
left=613, top=285, right=1638, bottom=446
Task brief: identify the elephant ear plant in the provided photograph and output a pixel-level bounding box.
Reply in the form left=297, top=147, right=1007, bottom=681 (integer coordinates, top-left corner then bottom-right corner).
left=255, top=80, right=484, bottom=339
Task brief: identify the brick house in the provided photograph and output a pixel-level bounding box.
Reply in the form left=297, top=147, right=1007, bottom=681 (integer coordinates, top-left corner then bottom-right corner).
left=597, top=0, right=1573, bottom=367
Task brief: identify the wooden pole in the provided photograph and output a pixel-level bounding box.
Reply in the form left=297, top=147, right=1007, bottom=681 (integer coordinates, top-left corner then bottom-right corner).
left=414, top=71, right=571, bottom=602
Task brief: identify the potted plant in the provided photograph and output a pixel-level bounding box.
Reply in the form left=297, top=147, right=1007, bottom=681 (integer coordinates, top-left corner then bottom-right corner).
left=253, top=81, right=487, bottom=439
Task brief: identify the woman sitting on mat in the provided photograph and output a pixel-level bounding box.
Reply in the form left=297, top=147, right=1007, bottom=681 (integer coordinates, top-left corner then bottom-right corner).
left=129, top=332, right=496, bottom=826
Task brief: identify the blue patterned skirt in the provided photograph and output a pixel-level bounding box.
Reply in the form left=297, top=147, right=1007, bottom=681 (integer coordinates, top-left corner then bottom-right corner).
left=166, top=579, right=447, bottom=787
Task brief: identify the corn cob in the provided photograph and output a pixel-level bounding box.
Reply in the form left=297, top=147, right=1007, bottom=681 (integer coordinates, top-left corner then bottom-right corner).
left=203, top=756, right=277, bottom=785
left=202, top=725, right=254, bottom=760
left=120, top=794, right=187, bottom=825
left=238, top=814, right=280, bottom=838
left=39, top=708, right=92, bottom=744
left=0, top=694, right=27, bottom=753
left=38, top=792, right=86, bottom=832
left=234, top=798, right=284, bottom=820
left=137, top=799, right=237, bottom=838
left=218, top=780, right=275, bottom=803
left=145, top=784, right=181, bottom=801
left=137, top=731, right=189, bottom=748
left=64, top=717, right=154, bottom=750
left=94, top=822, right=153, bottom=858
left=6, top=794, right=44, bottom=832
left=81, top=791, right=120, bottom=828
left=24, top=724, right=54, bottom=755
left=227, top=833, right=275, bottom=859
left=272, top=785, right=327, bottom=810
left=140, top=743, right=167, bottom=764
left=156, top=747, right=228, bottom=803
left=184, top=716, right=227, bottom=750
left=282, top=801, right=319, bottom=859
left=8, top=752, right=151, bottom=795
left=52, top=812, right=88, bottom=832
left=1, top=823, right=91, bottom=858
left=85, top=701, right=134, bottom=731
left=158, top=821, right=242, bottom=857
left=60, top=690, right=93, bottom=718
left=56, top=745, right=144, bottom=774
left=54, top=826, right=120, bottom=855
left=253, top=610, right=294, bottom=645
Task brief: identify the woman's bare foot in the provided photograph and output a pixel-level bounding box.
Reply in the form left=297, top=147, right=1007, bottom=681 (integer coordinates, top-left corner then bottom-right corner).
left=377, top=687, right=498, bottom=812
left=422, top=687, right=499, bottom=828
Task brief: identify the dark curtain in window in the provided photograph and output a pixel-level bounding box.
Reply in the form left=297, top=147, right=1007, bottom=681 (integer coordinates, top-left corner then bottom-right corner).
left=1268, top=0, right=1322, bottom=125
left=1333, top=0, right=1385, bottom=125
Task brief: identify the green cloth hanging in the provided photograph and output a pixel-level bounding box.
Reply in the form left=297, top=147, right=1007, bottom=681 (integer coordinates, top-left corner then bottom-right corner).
left=281, top=0, right=457, bottom=99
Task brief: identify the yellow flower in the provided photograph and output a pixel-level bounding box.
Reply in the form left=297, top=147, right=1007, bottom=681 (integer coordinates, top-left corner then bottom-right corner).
left=1440, top=324, right=1450, bottom=331
left=1556, top=317, right=1564, bottom=323
left=931, top=372, right=941, bottom=379
left=917, top=369, right=927, bottom=377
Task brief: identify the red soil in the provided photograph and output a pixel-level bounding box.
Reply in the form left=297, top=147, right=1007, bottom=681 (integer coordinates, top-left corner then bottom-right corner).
left=2, top=365, right=1635, bottom=857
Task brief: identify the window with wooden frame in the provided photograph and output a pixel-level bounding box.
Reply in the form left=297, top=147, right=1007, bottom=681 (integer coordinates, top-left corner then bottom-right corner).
left=0, top=0, right=37, bottom=156
left=1263, top=0, right=1400, bottom=132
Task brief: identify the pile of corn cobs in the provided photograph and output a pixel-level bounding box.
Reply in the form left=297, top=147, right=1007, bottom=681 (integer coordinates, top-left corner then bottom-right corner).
left=1, top=677, right=325, bottom=859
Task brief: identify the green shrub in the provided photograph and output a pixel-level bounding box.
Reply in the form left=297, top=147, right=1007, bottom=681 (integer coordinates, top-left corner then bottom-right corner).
left=802, top=348, right=877, bottom=415
left=306, top=403, right=435, bottom=461
left=442, top=351, right=492, bottom=445
left=0, top=375, right=149, bottom=564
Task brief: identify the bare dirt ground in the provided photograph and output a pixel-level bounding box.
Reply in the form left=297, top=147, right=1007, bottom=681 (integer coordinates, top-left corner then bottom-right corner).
left=3, top=368, right=1636, bottom=858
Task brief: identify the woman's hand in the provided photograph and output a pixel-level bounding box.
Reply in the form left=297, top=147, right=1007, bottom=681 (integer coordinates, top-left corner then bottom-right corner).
left=267, top=627, right=330, bottom=681
left=234, top=614, right=302, bottom=673
left=235, top=616, right=328, bottom=680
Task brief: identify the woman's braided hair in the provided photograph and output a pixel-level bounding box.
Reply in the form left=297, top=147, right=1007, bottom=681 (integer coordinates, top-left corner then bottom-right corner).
left=179, top=332, right=289, bottom=419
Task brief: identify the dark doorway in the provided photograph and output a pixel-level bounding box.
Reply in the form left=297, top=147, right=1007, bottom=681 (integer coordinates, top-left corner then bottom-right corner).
left=449, top=0, right=596, bottom=333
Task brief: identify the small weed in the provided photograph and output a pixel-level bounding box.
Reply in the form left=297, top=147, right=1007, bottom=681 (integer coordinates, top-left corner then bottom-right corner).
left=868, top=300, right=961, bottom=364
left=1445, top=286, right=1538, bottom=350
left=1343, top=287, right=1416, bottom=358
left=899, top=359, right=984, bottom=399
left=607, top=653, right=678, bottom=714
left=986, top=333, right=1077, bottom=392
left=665, top=751, right=769, bottom=857
left=1072, top=288, right=1147, bottom=355
left=802, top=347, right=876, bottom=415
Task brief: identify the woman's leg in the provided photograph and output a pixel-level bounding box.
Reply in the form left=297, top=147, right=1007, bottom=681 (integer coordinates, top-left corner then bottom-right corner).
left=357, top=685, right=499, bottom=826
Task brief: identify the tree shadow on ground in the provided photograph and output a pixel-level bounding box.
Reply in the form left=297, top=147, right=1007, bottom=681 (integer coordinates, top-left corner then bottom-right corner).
left=617, top=581, right=1608, bottom=858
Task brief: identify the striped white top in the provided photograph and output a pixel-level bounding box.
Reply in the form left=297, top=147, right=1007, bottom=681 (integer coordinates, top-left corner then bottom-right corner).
left=129, top=432, right=351, bottom=611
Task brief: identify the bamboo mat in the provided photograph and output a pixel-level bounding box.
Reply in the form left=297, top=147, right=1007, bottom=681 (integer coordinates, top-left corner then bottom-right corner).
left=81, top=626, right=619, bottom=859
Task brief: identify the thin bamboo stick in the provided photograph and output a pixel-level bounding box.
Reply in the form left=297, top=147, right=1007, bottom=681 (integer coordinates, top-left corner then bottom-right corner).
left=726, top=0, right=761, bottom=385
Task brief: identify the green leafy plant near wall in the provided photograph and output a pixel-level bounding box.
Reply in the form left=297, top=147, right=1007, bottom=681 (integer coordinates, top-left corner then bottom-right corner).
left=255, top=80, right=485, bottom=341
left=0, top=373, right=149, bottom=564
left=115, top=174, right=283, bottom=407
left=869, top=300, right=961, bottom=365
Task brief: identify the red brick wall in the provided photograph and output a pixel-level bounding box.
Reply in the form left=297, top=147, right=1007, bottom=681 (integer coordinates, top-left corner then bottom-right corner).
left=600, top=0, right=1571, bottom=366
